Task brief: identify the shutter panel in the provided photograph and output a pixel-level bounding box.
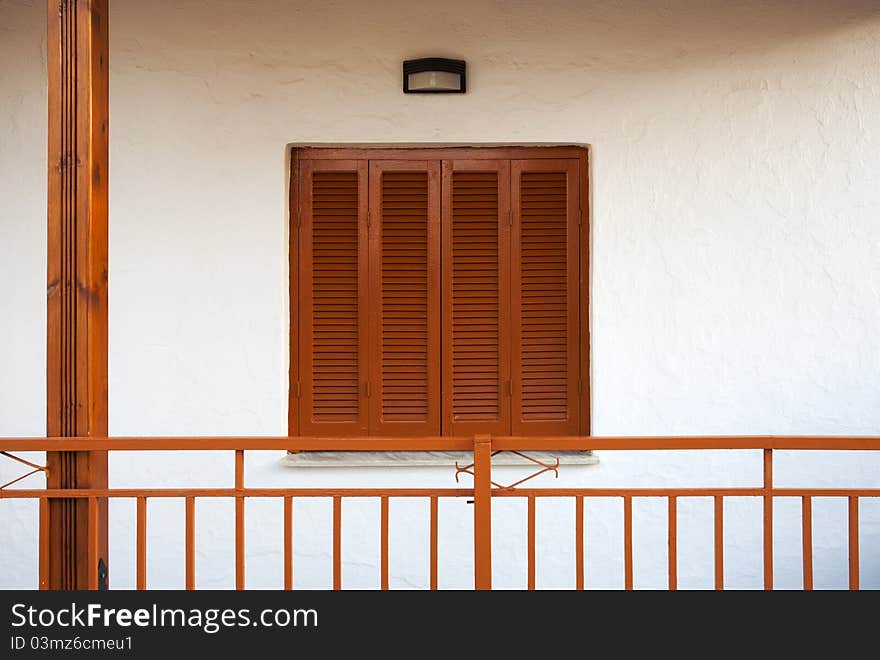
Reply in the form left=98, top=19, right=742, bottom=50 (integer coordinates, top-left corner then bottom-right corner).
left=298, top=160, right=369, bottom=435
left=511, top=159, right=580, bottom=435
left=441, top=160, right=511, bottom=435
left=368, top=161, right=441, bottom=435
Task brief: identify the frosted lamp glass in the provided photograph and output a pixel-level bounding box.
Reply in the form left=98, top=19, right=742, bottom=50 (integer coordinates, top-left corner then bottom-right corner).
left=407, top=71, right=462, bottom=91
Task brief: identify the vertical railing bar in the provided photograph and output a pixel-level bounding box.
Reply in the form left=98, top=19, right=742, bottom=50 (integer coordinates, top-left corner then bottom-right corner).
left=575, top=496, right=584, bottom=590
left=849, top=496, right=859, bottom=590
left=801, top=496, right=812, bottom=591
left=623, top=496, right=633, bottom=591
left=87, top=497, right=98, bottom=590
left=714, top=495, right=724, bottom=590
left=185, top=496, right=195, bottom=590
left=430, top=495, right=438, bottom=591
left=235, top=449, right=245, bottom=590
left=527, top=494, right=536, bottom=590
left=668, top=496, right=677, bottom=591
left=284, top=496, right=293, bottom=590
left=333, top=495, right=342, bottom=590
left=381, top=496, right=389, bottom=590
left=136, top=496, right=147, bottom=590
left=473, top=436, right=492, bottom=590
left=39, top=498, right=50, bottom=590
left=763, top=448, right=773, bottom=590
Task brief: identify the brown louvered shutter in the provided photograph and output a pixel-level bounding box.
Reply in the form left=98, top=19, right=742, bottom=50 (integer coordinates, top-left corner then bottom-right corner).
left=368, top=161, right=441, bottom=435
left=510, top=159, right=580, bottom=435
left=298, top=160, right=369, bottom=435
left=441, top=160, right=511, bottom=435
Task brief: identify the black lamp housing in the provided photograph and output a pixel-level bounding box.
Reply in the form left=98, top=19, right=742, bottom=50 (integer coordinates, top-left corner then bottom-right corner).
left=403, top=58, right=467, bottom=94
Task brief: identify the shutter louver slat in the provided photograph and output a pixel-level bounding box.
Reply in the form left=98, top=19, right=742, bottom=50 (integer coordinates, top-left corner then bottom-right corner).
left=453, top=172, right=498, bottom=419
left=382, top=171, right=428, bottom=421
left=442, top=160, right=511, bottom=435
left=521, top=171, right=568, bottom=419
left=369, top=162, right=440, bottom=435
left=512, top=160, right=579, bottom=434
left=298, top=161, right=369, bottom=436
left=313, top=171, right=360, bottom=421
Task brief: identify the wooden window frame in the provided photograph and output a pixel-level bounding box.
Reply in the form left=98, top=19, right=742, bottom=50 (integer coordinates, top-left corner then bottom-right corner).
left=289, top=145, right=591, bottom=438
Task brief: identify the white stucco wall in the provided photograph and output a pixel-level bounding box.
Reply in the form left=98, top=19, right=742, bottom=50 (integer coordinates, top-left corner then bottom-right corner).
left=2, top=0, right=880, bottom=589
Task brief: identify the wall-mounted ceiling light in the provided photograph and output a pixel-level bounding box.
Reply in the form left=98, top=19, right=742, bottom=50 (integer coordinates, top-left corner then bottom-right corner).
left=403, top=58, right=467, bottom=94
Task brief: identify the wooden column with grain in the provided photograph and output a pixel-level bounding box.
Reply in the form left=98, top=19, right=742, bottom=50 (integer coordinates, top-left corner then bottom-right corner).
left=46, top=0, right=110, bottom=589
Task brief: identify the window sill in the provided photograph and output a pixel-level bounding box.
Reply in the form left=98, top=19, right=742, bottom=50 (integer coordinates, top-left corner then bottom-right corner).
left=281, top=450, right=599, bottom=468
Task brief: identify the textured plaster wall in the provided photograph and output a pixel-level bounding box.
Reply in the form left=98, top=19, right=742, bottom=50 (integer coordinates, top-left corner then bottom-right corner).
left=2, top=0, right=880, bottom=589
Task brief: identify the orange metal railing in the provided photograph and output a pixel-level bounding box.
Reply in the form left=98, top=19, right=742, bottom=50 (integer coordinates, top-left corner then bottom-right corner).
left=1, top=435, right=878, bottom=590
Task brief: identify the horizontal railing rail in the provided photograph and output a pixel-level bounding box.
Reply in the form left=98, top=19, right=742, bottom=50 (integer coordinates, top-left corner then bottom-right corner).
left=2, top=435, right=880, bottom=451
left=1, top=435, right=878, bottom=591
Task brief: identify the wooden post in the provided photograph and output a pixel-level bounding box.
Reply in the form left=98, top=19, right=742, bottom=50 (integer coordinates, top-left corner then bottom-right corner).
left=473, top=435, right=492, bottom=590
left=46, top=0, right=109, bottom=590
